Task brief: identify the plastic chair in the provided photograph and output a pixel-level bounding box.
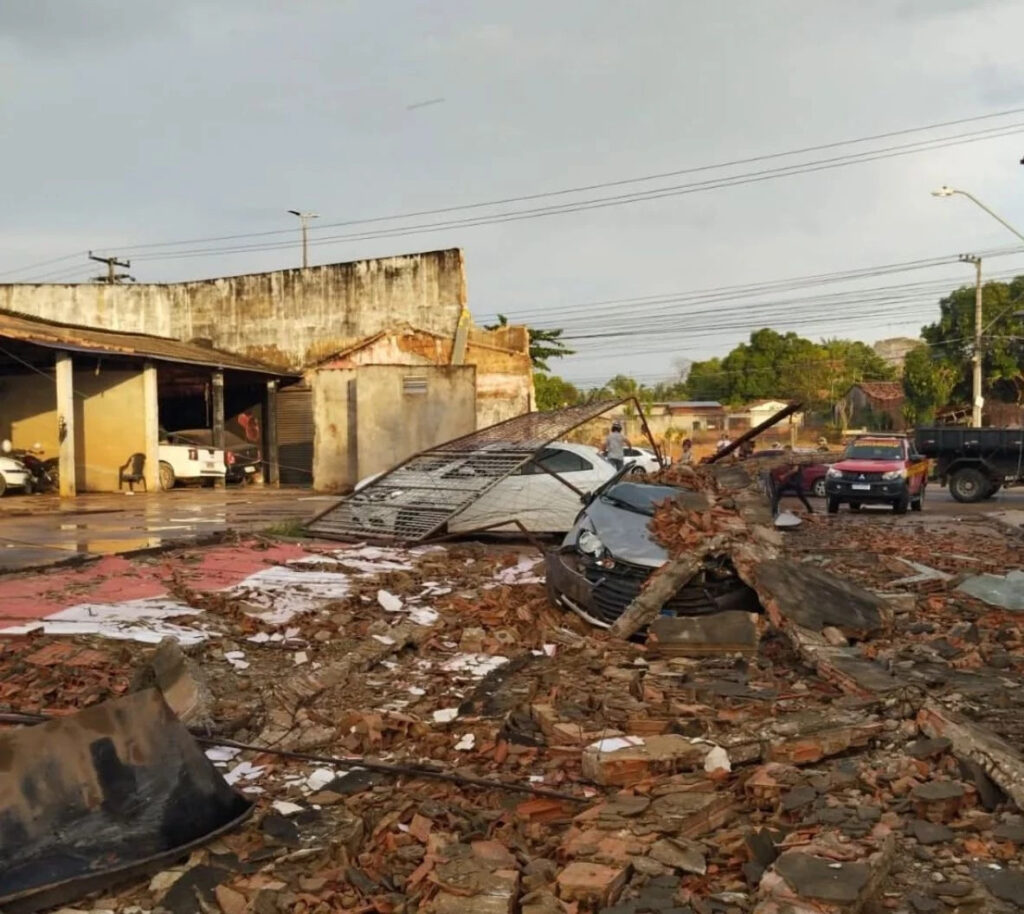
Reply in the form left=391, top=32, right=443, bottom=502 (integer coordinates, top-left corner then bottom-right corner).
left=119, top=453, right=147, bottom=492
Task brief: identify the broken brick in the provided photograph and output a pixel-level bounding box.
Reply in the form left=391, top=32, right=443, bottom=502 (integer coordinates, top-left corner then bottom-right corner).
left=581, top=734, right=708, bottom=787
left=556, top=861, right=628, bottom=908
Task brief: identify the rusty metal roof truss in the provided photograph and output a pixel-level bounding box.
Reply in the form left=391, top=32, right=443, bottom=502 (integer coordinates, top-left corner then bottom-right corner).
left=306, top=400, right=627, bottom=543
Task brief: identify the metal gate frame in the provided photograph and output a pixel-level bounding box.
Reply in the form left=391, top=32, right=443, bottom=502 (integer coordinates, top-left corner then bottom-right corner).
left=306, top=398, right=662, bottom=543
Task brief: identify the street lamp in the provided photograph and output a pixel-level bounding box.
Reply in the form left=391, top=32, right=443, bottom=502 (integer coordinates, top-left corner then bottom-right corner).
left=931, top=186, right=1024, bottom=427
left=287, top=210, right=319, bottom=269
left=930, top=186, right=1024, bottom=244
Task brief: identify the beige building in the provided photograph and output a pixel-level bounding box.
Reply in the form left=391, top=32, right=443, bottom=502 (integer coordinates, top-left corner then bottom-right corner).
left=726, top=399, right=804, bottom=432
left=0, top=249, right=533, bottom=494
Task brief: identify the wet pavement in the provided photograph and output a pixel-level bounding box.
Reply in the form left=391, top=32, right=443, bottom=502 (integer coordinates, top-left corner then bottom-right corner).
left=1, top=484, right=1020, bottom=574
left=0, top=487, right=334, bottom=572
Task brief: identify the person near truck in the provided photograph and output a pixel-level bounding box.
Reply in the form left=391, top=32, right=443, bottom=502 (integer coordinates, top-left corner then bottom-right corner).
left=769, top=460, right=814, bottom=515
left=678, top=438, right=694, bottom=465
left=602, top=422, right=630, bottom=471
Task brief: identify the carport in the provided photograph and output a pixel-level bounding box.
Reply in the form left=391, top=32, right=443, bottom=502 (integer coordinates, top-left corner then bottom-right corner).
left=0, top=309, right=298, bottom=496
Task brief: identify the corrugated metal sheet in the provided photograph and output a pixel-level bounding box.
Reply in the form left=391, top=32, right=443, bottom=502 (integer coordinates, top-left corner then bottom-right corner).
left=307, top=399, right=625, bottom=543
left=277, top=385, right=314, bottom=485
left=0, top=308, right=295, bottom=376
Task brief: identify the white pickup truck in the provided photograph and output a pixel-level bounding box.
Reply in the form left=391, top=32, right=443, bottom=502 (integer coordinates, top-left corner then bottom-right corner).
left=159, top=429, right=226, bottom=490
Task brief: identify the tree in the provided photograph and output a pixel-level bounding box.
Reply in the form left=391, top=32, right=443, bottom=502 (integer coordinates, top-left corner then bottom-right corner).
left=533, top=373, right=581, bottom=411
left=685, top=357, right=729, bottom=402
left=682, top=330, right=898, bottom=409
left=902, top=346, right=958, bottom=425
left=921, top=277, right=1024, bottom=405
left=486, top=314, right=576, bottom=371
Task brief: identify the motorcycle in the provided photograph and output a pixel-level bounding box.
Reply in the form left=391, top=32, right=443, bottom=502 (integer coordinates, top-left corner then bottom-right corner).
left=1, top=442, right=59, bottom=493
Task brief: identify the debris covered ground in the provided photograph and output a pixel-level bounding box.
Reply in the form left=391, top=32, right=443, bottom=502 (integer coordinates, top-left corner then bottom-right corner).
left=2, top=464, right=1024, bottom=914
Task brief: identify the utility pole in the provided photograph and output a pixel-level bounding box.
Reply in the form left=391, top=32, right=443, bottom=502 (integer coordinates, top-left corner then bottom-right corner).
left=960, top=253, right=984, bottom=428
left=287, top=210, right=318, bottom=269
left=88, top=251, right=133, bottom=284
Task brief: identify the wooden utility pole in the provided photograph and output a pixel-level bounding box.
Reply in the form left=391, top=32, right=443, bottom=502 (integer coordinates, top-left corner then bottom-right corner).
left=88, top=251, right=133, bottom=284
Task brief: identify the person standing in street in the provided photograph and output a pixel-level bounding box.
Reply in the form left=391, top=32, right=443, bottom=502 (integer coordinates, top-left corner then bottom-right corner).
left=769, top=461, right=814, bottom=515
left=678, top=438, right=694, bottom=465
left=602, top=422, right=630, bottom=471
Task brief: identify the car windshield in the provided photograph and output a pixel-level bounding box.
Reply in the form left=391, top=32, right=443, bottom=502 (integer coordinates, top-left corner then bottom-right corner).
left=845, top=442, right=902, bottom=460
left=600, top=482, right=679, bottom=516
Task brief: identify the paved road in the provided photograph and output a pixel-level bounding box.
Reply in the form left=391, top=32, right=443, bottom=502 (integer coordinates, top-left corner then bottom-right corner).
left=0, top=487, right=335, bottom=572
left=778, top=485, right=1024, bottom=527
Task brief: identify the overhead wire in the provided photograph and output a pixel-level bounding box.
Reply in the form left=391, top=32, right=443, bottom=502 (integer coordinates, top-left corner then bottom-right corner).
left=564, top=336, right=974, bottom=389
left=113, top=121, right=1024, bottom=264
left=85, top=104, right=1024, bottom=258
left=3, top=105, right=1024, bottom=279
left=555, top=266, right=1024, bottom=339
left=483, top=245, right=1024, bottom=325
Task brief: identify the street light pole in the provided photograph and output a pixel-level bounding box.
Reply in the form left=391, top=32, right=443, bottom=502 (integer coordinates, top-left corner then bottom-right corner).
left=932, top=186, right=1024, bottom=428
left=931, top=186, right=1024, bottom=245
left=287, top=210, right=319, bottom=269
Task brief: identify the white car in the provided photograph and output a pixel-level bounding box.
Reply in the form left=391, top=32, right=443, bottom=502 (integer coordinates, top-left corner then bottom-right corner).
left=0, top=455, right=33, bottom=496
left=158, top=430, right=226, bottom=490
left=622, top=446, right=664, bottom=476
left=355, top=441, right=618, bottom=534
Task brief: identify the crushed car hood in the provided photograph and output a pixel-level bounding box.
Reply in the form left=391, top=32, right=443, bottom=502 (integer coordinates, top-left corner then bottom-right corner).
left=577, top=488, right=711, bottom=569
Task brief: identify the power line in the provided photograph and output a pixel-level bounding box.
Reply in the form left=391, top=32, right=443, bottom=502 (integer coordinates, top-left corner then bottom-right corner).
left=483, top=246, right=1024, bottom=327
left=86, top=104, right=1024, bottom=257
left=554, top=265, right=1024, bottom=338
left=562, top=336, right=973, bottom=389
left=118, top=122, right=1024, bottom=266
left=0, top=251, right=86, bottom=279
left=4, top=108, right=1024, bottom=280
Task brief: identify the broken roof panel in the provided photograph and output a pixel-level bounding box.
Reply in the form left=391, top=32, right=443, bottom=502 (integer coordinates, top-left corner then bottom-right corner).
left=0, top=308, right=296, bottom=376
left=307, top=399, right=626, bottom=543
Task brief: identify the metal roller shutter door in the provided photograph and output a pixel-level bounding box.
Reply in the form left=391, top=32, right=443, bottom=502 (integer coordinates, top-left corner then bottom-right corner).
left=276, top=386, right=314, bottom=486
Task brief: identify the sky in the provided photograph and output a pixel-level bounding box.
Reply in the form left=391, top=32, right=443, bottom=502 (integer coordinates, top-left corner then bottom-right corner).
left=3, top=0, right=1024, bottom=387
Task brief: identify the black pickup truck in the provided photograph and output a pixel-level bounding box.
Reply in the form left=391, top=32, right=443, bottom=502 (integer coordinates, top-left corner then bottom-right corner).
left=914, top=426, right=1024, bottom=502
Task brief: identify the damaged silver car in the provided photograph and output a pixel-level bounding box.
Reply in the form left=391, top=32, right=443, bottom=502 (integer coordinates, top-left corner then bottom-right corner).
left=544, top=477, right=759, bottom=628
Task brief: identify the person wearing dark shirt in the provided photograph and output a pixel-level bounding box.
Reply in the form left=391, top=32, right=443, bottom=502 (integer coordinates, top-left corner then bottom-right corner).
left=769, top=462, right=813, bottom=515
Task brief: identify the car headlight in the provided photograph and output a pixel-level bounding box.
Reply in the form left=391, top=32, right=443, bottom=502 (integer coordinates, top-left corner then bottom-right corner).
left=882, top=470, right=905, bottom=481
left=578, top=530, right=605, bottom=557
left=826, top=467, right=842, bottom=479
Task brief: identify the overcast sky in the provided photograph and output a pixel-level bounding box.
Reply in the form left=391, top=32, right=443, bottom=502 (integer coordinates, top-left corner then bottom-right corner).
left=3, top=0, right=1024, bottom=385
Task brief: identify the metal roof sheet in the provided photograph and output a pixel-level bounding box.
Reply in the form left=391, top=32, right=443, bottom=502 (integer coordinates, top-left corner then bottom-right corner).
left=307, top=399, right=628, bottom=543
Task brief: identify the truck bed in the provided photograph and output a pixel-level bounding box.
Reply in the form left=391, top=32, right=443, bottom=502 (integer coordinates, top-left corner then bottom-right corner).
left=915, top=426, right=1024, bottom=459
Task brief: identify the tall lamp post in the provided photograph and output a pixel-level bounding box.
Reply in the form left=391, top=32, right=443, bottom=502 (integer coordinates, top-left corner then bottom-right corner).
left=287, top=210, right=319, bottom=269
left=931, top=186, right=1024, bottom=427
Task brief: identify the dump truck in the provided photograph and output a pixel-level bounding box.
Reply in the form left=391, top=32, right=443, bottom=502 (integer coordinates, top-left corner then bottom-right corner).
left=914, top=425, right=1024, bottom=502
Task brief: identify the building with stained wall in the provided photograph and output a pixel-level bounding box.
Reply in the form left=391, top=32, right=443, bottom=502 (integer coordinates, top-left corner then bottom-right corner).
left=0, top=249, right=534, bottom=493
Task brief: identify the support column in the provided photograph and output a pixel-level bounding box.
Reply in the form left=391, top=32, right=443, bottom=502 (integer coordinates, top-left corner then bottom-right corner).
left=55, top=351, right=76, bottom=498
left=212, top=370, right=225, bottom=488
left=142, top=361, right=160, bottom=492
left=265, top=379, right=280, bottom=486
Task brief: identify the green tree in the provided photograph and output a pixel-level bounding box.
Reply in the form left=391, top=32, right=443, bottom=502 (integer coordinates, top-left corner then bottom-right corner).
left=902, top=346, right=959, bottom=424
left=533, top=373, right=581, bottom=411
left=685, top=357, right=729, bottom=402
left=683, top=330, right=898, bottom=409
left=921, top=277, right=1024, bottom=405
left=486, top=314, right=576, bottom=371
left=600, top=374, right=654, bottom=415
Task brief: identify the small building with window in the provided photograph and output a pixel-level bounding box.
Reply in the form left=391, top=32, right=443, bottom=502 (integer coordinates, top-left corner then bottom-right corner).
left=647, top=401, right=727, bottom=432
